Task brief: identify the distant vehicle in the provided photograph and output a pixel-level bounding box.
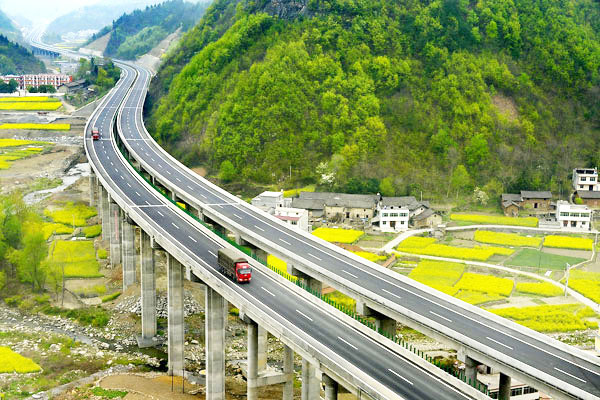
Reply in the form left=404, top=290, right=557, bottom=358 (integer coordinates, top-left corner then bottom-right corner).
left=218, top=248, right=252, bottom=283
left=92, top=127, right=100, bottom=140
left=37, top=111, right=48, bottom=115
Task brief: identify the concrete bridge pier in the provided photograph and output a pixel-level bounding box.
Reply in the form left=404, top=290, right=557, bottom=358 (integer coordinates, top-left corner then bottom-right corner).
left=206, top=286, right=226, bottom=400
left=137, top=230, right=156, bottom=347
left=100, top=187, right=109, bottom=242
left=356, top=301, right=396, bottom=338
left=167, top=254, right=184, bottom=376
left=109, top=199, right=121, bottom=266
left=247, top=321, right=259, bottom=400
left=499, top=373, right=511, bottom=400
left=288, top=265, right=322, bottom=296
left=121, top=212, right=136, bottom=290
left=301, top=358, right=320, bottom=400
left=463, top=355, right=478, bottom=387
left=323, top=374, right=339, bottom=400
left=283, top=345, right=294, bottom=400
left=89, top=173, right=96, bottom=207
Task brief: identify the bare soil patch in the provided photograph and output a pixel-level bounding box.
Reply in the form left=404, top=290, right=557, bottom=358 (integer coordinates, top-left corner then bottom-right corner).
left=492, top=94, right=519, bottom=122
left=541, top=247, right=591, bottom=259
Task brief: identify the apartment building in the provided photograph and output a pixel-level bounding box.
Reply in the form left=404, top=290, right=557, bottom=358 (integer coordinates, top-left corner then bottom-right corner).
left=572, top=168, right=600, bottom=191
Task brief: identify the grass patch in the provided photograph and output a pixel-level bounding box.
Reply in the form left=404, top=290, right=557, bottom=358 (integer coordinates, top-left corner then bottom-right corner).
left=489, top=304, right=598, bottom=332
left=0, top=102, right=62, bottom=111
left=42, top=223, right=73, bottom=240
left=450, top=213, right=538, bottom=227
left=283, top=184, right=315, bottom=197
left=408, top=260, right=464, bottom=295
left=42, top=306, right=110, bottom=328
left=97, top=248, right=108, bottom=259
left=515, top=282, right=563, bottom=297
left=44, top=202, right=97, bottom=226
left=312, top=227, right=364, bottom=243
left=505, top=248, right=585, bottom=270
left=28, top=177, right=63, bottom=192
left=0, top=346, right=42, bottom=373
left=568, top=270, right=600, bottom=303
left=74, top=284, right=106, bottom=297
left=543, top=235, right=593, bottom=251
left=474, top=230, right=542, bottom=247
left=0, top=123, right=70, bottom=131
left=83, top=225, right=102, bottom=238
left=49, top=241, right=102, bottom=278
left=454, top=272, right=514, bottom=296
left=351, top=251, right=386, bottom=262
left=90, top=387, right=128, bottom=398
left=101, top=292, right=121, bottom=303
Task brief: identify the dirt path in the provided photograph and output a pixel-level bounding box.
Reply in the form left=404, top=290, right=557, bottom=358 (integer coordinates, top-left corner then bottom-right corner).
left=100, top=374, right=201, bottom=399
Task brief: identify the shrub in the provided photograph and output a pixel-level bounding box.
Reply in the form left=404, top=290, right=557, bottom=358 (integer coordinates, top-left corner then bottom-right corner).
left=474, top=230, right=542, bottom=247
left=5, top=295, right=21, bottom=307
left=312, top=227, right=364, bottom=243
left=34, top=294, right=50, bottom=305
left=97, top=248, right=108, bottom=259
left=489, top=304, right=598, bottom=332
left=83, top=225, right=102, bottom=238
left=450, top=214, right=538, bottom=227
left=44, top=202, right=97, bottom=226
left=101, top=292, right=121, bottom=303
left=454, top=272, right=514, bottom=296
left=515, top=282, right=563, bottom=297
left=229, top=307, right=240, bottom=316
left=0, top=346, right=42, bottom=373
left=543, top=235, right=593, bottom=251
left=397, top=236, right=437, bottom=249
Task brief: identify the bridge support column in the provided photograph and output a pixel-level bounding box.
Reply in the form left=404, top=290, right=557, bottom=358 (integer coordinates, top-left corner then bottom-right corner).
left=498, top=373, right=511, bottom=400
left=189, top=206, right=204, bottom=222
left=258, top=326, right=268, bottom=372
left=167, top=254, right=184, bottom=376
left=100, top=187, right=109, bottom=242
left=283, top=345, right=294, bottom=400
left=301, top=358, right=319, bottom=400
left=464, top=356, right=477, bottom=387
left=121, top=213, right=136, bottom=290
left=247, top=321, right=259, bottom=400
left=89, top=173, right=96, bottom=207
left=356, top=301, right=396, bottom=338
left=206, top=286, right=226, bottom=400
left=137, top=230, right=156, bottom=347
left=288, top=265, right=322, bottom=296
left=323, top=374, right=338, bottom=400
left=109, top=200, right=121, bottom=266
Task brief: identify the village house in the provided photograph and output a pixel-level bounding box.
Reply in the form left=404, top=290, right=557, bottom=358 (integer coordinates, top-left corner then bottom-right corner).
left=501, top=191, right=552, bottom=216
left=556, top=200, right=591, bottom=230
left=412, top=208, right=443, bottom=229
left=374, top=197, right=410, bottom=232
left=274, top=207, right=309, bottom=232
left=575, top=190, right=600, bottom=209
left=251, top=191, right=288, bottom=213
left=291, top=192, right=378, bottom=223
left=572, top=167, right=600, bottom=192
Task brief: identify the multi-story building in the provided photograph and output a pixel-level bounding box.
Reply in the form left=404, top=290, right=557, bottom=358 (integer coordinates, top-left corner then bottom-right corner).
left=572, top=168, right=600, bottom=192
left=556, top=200, right=591, bottom=230
left=274, top=207, right=309, bottom=232
left=251, top=191, right=288, bottom=213
left=0, top=74, right=72, bottom=89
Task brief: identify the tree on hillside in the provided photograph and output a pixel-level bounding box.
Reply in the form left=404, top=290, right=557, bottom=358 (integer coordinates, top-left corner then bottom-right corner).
left=10, top=228, right=48, bottom=292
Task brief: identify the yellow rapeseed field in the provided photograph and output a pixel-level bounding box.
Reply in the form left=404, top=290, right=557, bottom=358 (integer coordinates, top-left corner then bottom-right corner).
left=454, top=272, right=514, bottom=296
left=44, top=202, right=97, bottom=226
left=267, top=254, right=297, bottom=282
left=0, top=346, right=41, bottom=373
left=543, top=235, right=593, bottom=251
left=474, top=230, right=542, bottom=247
left=42, top=223, right=74, bottom=240
left=0, top=96, right=57, bottom=102
left=0, top=139, right=42, bottom=147
left=451, top=214, right=538, bottom=227
left=283, top=185, right=316, bottom=197
left=0, top=147, right=45, bottom=170
left=352, top=251, right=387, bottom=262
left=397, top=236, right=437, bottom=249
left=489, top=304, right=598, bottom=332
left=0, top=102, right=62, bottom=111
left=568, top=270, right=600, bottom=303
left=49, top=240, right=102, bottom=278
left=408, top=260, right=464, bottom=296
left=398, top=243, right=513, bottom=261
left=0, top=123, right=70, bottom=130
left=312, top=227, right=364, bottom=243
left=515, top=282, right=563, bottom=297
left=455, top=290, right=505, bottom=305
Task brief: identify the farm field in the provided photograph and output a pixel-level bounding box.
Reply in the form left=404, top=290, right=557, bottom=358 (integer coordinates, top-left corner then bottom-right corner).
left=49, top=240, right=101, bottom=278
left=567, top=270, right=600, bottom=303
left=474, top=230, right=542, bottom=247
left=408, top=260, right=464, bottom=296
left=515, top=282, right=563, bottom=297
left=488, top=304, right=598, bottom=332
left=505, top=248, right=585, bottom=270
left=0, top=123, right=70, bottom=131
left=351, top=251, right=386, bottom=262
left=0, top=346, right=41, bottom=373
left=398, top=241, right=514, bottom=261
left=450, top=213, right=538, bottom=227
left=454, top=272, right=514, bottom=296
left=0, top=96, right=58, bottom=102
left=0, top=102, right=62, bottom=111
left=312, top=227, right=364, bottom=243
left=0, top=147, right=45, bottom=170
left=42, top=223, right=74, bottom=240
left=543, top=235, right=593, bottom=250
left=44, top=202, right=97, bottom=226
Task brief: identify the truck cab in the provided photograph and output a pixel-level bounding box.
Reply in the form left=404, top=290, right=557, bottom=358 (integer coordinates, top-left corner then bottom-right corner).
left=92, top=127, right=100, bottom=140
left=218, top=248, right=252, bottom=283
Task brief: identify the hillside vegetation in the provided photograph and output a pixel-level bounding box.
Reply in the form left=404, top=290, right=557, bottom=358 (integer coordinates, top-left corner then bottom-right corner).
left=0, top=34, right=45, bottom=75
left=146, top=0, right=600, bottom=199
left=0, top=8, right=21, bottom=42
left=91, top=0, right=208, bottom=60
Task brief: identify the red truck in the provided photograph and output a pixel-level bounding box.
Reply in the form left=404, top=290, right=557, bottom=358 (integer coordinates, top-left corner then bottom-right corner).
left=218, top=248, right=252, bottom=283
left=92, top=127, right=100, bottom=140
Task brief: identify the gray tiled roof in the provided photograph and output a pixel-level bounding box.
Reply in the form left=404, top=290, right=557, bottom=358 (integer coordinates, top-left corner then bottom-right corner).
left=577, top=190, right=600, bottom=199
left=501, top=193, right=522, bottom=202
left=520, top=190, right=552, bottom=199
left=413, top=208, right=435, bottom=221
left=381, top=196, right=417, bottom=207
left=291, top=198, right=325, bottom=210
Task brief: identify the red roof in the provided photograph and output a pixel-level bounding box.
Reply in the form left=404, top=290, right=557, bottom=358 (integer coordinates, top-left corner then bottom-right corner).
left=275, top=215, right=300, bottom=221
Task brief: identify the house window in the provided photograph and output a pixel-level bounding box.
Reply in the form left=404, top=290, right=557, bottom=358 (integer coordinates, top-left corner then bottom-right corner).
left=591, top=177, right=597, bottom=182
left=400, top=213, right=408, bottom=217
left=383, top=213, right=389, bottom=217
left=571, top=213, right=580, bottom=217
left=400, top=221, right=405, bottom=224
left=560, top=212, right=569, bottom=217
left=580, top=185, right=584, bottom=189
left=571, top=221, right=577, bottom=227
left=581, top=213, right=590, bottom=218
left=534, top=202, right=538, bottom=209
left=382, top=221, right=387, bottom=225
left=582, top=177, right=587, bottom=181
left=510, top=388, right=523, bottom=396
left=291, top=221, right=297, bottom=225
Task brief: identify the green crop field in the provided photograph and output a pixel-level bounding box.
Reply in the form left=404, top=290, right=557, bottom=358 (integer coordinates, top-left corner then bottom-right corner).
left=49, top=241, right=102, bottom=278
left=506, top=249, right=585, bottom=270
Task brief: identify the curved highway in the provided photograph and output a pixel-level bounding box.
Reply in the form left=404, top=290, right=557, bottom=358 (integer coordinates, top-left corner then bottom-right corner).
left=77, top=56, right=484, bottom=399
left=117, top=65, right=600, bottom=400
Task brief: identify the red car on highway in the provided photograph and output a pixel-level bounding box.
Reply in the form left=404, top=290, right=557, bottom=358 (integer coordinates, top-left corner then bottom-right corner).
left=92, top=127, right=100, bottom=140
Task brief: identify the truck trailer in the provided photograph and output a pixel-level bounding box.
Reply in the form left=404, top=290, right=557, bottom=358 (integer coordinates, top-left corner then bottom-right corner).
left=218, top=248, right=252, bottom=283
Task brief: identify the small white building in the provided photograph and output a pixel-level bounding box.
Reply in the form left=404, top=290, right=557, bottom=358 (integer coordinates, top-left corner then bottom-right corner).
left=251, top=191, right=289, bottom=213
left=572, top=168, right=600, bottom=192
left=377, top=207, right=409, bottom=232
left=274, top=207, right=309, bottom=232
left=556, top=200, right=591, bottom=230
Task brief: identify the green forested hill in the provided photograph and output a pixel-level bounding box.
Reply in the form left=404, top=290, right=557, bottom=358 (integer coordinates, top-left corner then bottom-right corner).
left=92, top=0, right=209, bottom=60
left=0, top=34, right=45, bottom=75
left=146, top=0, right=600, bottom=199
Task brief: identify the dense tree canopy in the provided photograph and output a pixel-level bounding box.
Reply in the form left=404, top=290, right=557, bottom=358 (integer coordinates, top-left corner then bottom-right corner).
left=146, top=0, right=600, bottom=199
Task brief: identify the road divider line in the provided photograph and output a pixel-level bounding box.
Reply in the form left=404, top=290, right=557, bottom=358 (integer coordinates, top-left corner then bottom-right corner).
left=172, top=223, right=179, bottom=230
left=279, top=238, right=291, bottom=246
left=188, top=235, right=197, bottom=243
left=262, top=287, right=276, bottom=297
left=381, top=288, right=402, bottom=300
left=388, top=369, right=413, bottom=386
left=430, top=311, right=452, bottom=323
left=254, top=225, right=265, bottom=232
left=308, top=253, right=322, bottom=261
left=554, top=367, right=586, bottom=383
left=338, top=336, right=358, bottom=350
left=486, top=337, right=513, bottom=351
left=341, top=270, right=358, bottom=279
left=296, top=309, right=313, bottom=322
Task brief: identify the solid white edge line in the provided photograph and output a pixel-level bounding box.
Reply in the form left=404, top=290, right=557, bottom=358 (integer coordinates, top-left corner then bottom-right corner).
left=554, top=367, right=586, bottom=383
